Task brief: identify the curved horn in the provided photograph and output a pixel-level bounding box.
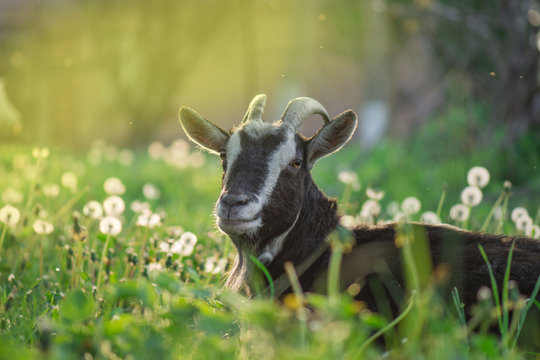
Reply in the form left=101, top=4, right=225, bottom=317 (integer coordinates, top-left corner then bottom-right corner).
left=242, top=94, right=267, bottom=123
left=280, top=97, right=330, bottom=129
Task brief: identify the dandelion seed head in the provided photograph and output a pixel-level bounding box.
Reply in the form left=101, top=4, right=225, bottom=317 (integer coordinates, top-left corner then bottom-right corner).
left=146, top=262, right=163, bottom=274
left=361, top=199, right=381, bottom=217
left=130, top=200, right=150, bottom=213
left=99, top=216, right=122, bottom=236
left=180, top=231, right=198, bottom=247
left=43, top=184, right=60, bottom=198
left=33, top=219, right=54, bottom=235
left=148, top=141, right=165, bottom=160
left=117, top=149, right=134, bottom=166
left=467, top=166, right=490, bottom=188
left=515, top=215, right=533, bottom=232
left=421, top=211, right=441, bottom=224
left=83, top=201, right=103, bottom=219
left=339, top=215, right=357, bottom=229
left=449, top=204, right=470, bottom=222
left=0, top=205, right=21, bottom=227
left=32, top=147, right=49, bottom=159
left=136, top=209, right=161, bottom=228
left=386, top=201, right=400, bottom=216
left=2, top=188, right=23, bottom=204
left=103, top=177, right=126, bottom=195
left=366, top=187, right=385, bottom=201
left=401, top=197, right=421, bottom=215
left=103, top=195, right=125, bottom=216
left=460, top=186, right=483, bottom=207
left=61, top=172, right=78, bottom=191
left=338, top=170, right=359, bottom=186
left=477, top=286, right=492, bottom=301
left=511, top=207, right=529, bottom=223
left=142, top=183, right=161, bottom=200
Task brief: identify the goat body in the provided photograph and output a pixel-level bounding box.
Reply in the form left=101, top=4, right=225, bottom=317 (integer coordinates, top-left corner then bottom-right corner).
left=178, top=94, right=540, bottom=336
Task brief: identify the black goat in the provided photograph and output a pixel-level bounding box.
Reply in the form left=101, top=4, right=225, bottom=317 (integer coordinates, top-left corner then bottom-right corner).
left=178, top=94, right=540, bottom=335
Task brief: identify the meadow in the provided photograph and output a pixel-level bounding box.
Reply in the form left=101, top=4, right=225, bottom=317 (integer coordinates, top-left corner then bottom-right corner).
left=0, top=136, right=539, bottom=360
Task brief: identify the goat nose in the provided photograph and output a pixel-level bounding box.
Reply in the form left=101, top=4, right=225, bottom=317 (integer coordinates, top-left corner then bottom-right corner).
left=221, top=192, right=250, bottom=207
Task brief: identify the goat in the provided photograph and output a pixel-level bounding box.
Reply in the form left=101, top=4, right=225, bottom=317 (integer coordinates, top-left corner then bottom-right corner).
left=178, top=95, right=540, bottom=319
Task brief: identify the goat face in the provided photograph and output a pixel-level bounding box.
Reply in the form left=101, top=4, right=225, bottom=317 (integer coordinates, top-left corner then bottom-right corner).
left=178, top=95, right=357, bottom=252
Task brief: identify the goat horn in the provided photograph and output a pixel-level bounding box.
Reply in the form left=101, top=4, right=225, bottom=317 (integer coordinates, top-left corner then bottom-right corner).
left=242, top=94, right=267, bottom=123
left=280, top=97, right=330, bottom=129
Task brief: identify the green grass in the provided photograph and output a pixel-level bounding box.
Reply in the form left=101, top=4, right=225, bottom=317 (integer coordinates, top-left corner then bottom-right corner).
left=0, top=140, right=539, bottom=359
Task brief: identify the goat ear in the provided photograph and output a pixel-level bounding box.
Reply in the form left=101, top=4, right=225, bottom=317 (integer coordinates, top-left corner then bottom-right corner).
left=178, top=106, right=229, bottom=154
left=306, top=110, right=357, bottom=168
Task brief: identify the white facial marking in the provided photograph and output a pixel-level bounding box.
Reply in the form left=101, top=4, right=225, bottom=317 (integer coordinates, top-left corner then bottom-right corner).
left=216, top=121, right=297, bottom=235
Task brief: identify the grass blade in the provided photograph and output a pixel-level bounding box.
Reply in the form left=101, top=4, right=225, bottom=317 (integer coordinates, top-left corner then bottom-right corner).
left=249, top=255, right=274, bottom=298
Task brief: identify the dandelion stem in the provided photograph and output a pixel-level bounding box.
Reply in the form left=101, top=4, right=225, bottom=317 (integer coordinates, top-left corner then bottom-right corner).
left=435, top=185, right=447, bottom=219
left=0, top=225, right=7, bottom=259
left=496, top=193, right=510, bottom=234
left=481, top=191, right=505, bottom=232
left=96, top=235, right=111, bottom=291
left=328, top=241, right=344, bottom=301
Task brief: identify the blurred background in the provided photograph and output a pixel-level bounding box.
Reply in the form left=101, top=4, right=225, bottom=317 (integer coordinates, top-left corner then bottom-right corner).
left=0, top=0, right=539, bottom=200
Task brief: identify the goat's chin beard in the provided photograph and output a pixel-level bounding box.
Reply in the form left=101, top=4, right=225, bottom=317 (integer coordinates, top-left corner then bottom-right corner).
left=216, top=216, right=262, bottom=237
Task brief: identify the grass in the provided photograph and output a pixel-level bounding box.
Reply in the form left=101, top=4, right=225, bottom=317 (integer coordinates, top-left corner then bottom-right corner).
left=0, top=140, right=539, bottom=359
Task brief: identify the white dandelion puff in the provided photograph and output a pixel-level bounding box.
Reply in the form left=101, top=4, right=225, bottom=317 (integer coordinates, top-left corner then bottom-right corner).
left=401, top=197, right=421, bottom=215
left=136, top=209, right=161, bottom=228
left=450, top=204, right=470, bottom=222
left=515, top=216, right=533, bottom=232
left=83, top=201, right=103, bottom=219
left=366, top=187, right=385, bottom=201
left=142, top=183, right=161, bottom=200
left=511, top=207, right=529, bottom=223
left=33, top=219, right=54, bottom=235
left=386, top=201, right=400, bottom=216
left=467, top=166, right=490, bottom=188
left=148, top=141, right=165, bottom=160
left=103, top=195, right=125, bottom=216
left=146, top=262, right=163, bottom=274
left=103, top=177, right=126, bottom=195
left=338, top=170, right=359, bottom=185
left=43, top=184, right=60, bottom=198
left=460, top=186, right=483, bottom=207
left=421, top=211, right=441, bottom=224
left=0, top=205, right=21, bottom=227
left=99, top=216, right=122, bottom=236
left=361, top=199, right=381, bottom=217
left=32, top=147, right=49, bottom=159
left=117, top=149, right=134, bottom=166
left=61, top=172, right=78, bottom=191
left=339, top=215, right=357, bottom=229
left=2, top=188, right=23, bottom=204
left=204, top=257, right=228, bottom=274
left=130, top=200, right=150, bottom=213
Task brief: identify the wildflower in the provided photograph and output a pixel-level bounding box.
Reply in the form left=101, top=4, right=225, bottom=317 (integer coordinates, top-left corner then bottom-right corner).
left=356, top=209, right=374, bottom=225
left=361, top=199, right=381, bottom=217
left=460, top=186, right=483, bottom=207
left=2, top=188, right=23, bottom=204
left=8, top=274, right=15, bottom=282
left=0, top=205, right=21, bottom=227
left=103, top=177, right=126, bottom=195
left=449, top=204, right=470, bottom=222
left=515, top=216, right=533, bottom=232
left=421, top=211, right=441, bottom=224
left=467, top=166, right=490, bottom=188
left=61, top=172, right=78, bottom=191
left=103, top=196, right=125, bottom=216
left=43, top=184, right=60, bottom=198
left=204, top=257, right=227, bottom=274
left=117, top=149, right=134, bottom=166
left=366, top=187, right=385, bottom=201
left=146, top=262, right=163, bottom=274
left=167, top=226, right=184, bottom=238
left=401, top=197, right=421, bottom=215
left=136, top=209, right=161, bottom=228
left=33, top=219, right=54, bottom=235
left=170, top=239, right=195, bottom=256
left=130, top=200, right=150, bottom=213
left=99, top=216, right=122, bottom=236
left=142, top=183, right=161, bottom=200
left=339, top=215, right=357, bottom=229
left=338, top=170, right=360, bottom=190
left=32, top=147, right=49, bottom=159
left=148, top=141, right=165, bottom=160
left=525, top=224, right=540, bottom=239
left=83, top=201, right=103, bottom=219
left=511, top=207, right=529, bottom=223
left=69, top=213, right=87, bottom=242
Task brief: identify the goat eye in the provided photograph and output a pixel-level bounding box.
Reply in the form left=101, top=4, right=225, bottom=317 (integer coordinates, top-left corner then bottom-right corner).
left=219, top=151, right=226, bottom=160
left=290, top=159, right=302, bottom=169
